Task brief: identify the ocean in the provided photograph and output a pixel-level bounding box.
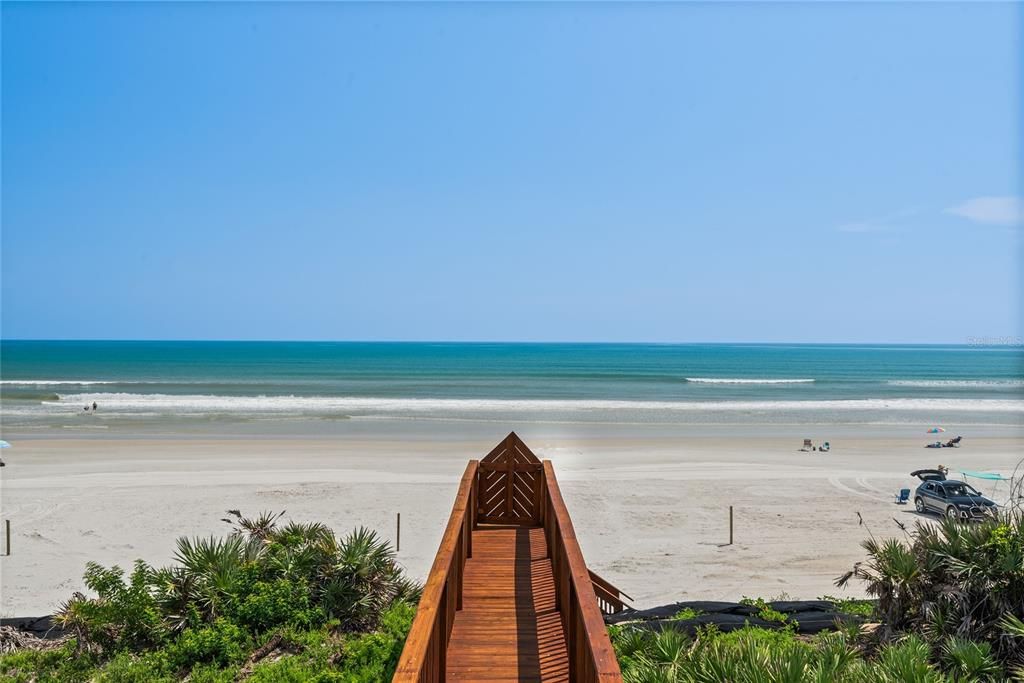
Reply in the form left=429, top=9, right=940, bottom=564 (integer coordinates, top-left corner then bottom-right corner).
left=1, top=341, right=1022, bottom=433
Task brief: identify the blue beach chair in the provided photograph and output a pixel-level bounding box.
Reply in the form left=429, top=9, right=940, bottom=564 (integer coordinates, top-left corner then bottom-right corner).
left=894, top=488, right=910, bottom=505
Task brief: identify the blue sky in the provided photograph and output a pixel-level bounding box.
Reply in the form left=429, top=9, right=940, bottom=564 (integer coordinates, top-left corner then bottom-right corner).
left=2, top=2, right=1020, bottom=343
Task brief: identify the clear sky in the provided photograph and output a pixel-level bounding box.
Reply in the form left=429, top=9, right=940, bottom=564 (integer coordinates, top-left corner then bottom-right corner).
left=2, top=2, right=1020, bottom=343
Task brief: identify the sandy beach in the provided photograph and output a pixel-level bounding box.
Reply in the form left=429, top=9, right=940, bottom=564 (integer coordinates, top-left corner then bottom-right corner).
left=2, top=425, right=1021, bottom=618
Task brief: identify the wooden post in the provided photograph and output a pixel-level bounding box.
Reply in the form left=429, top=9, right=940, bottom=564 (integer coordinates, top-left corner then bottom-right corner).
left=729, top=506, right=734, bottom=545
left=5, top=519, right=9, bottom=556
left=396, top=512, right=401, bottom=552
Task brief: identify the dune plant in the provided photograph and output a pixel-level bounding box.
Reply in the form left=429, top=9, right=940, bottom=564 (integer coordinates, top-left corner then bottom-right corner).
left=941, top=637, right=1001, bottom=682
left=4, top=511, right=421, bottom=681
left=224, top=511, right=420, bottom=632
left=672, top=607, right=704, bottom=621
left=837, top=508, right=1024, bottom=669
left=739, top=596, right=791, bottom=625
left=610, top=625, right=961, bottom=683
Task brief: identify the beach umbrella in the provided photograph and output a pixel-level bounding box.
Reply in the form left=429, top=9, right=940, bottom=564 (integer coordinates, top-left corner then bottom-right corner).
left=0, top=441, right=9, bottom=448
left=927, top=427, right=945, bottom=434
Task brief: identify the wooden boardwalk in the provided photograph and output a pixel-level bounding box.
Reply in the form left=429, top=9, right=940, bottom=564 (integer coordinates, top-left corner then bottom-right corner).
left=447, top=526, right=568, bottom=682
left=393, top=433, right=628, bottom=683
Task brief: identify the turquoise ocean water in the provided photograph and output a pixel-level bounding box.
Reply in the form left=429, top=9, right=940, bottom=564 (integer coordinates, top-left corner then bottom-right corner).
left=1, top=341, right=1022, bottom=431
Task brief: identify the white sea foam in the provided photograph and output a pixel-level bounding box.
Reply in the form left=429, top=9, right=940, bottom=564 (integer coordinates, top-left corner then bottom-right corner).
left=46, top=393, right=1024, bottom=414
left=685, top=378, right=815, bottom=384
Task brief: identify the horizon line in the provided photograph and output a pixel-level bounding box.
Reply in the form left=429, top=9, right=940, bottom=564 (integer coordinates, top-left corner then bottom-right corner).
left=2, top=338, right=1021, bottom=348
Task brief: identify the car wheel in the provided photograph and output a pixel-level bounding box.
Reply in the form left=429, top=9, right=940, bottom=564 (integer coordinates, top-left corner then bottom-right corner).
left=914, top=497, right=925, bottom=513
left=946, top=506, right=960, bottom=520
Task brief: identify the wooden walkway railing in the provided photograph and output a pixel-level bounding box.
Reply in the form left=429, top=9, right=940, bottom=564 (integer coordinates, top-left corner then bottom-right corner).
left=393, top=433, right=624, bottom=683
left=540, top=461, right=623, bottom=681
left=394, top=460, right=479, bottom=680
left=588, top=571, right=633, bottom=617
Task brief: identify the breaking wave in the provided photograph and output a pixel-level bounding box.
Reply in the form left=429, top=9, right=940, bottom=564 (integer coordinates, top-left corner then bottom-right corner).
left=685, top=378, right=815, bottom=384
left=44, top=393, right=1024, bottom=415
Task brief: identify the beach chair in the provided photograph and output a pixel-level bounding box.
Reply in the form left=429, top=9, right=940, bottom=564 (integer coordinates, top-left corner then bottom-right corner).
left=894, top=488, right=910, bottom=505
left=801, top=439, right=813, bottom=452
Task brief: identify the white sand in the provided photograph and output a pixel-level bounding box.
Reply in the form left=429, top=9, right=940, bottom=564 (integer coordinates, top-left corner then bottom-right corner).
left=2, top=431, right=1022, bottom=617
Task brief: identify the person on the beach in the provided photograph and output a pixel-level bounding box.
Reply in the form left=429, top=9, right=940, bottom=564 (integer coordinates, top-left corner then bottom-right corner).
left=92, top=402, right=98, bottom=411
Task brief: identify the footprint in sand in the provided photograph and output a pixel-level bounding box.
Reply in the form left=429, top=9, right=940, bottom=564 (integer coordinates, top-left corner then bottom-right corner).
left=24, top=531, right=57, bottom=544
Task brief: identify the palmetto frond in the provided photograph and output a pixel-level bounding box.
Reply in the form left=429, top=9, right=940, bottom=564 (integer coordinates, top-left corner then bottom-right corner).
left=223, top=509, right=285, bottom=541
left=943, top=636, right=1001, bottom=681
left=839, top=508, right=1024, bottom=667
left=273, top=520, right=334, bottom=548
left=149, top=565, right=198, bottom=634
left=54, top=592, right=103, bottom=655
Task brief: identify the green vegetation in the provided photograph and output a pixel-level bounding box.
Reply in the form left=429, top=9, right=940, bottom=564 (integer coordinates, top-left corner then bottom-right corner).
left=9, top=506, right=1024, bottom=681
left=613, top=510, right=1024, bottom=681
left=835, top=510, right=1024, bottom=655
left=0, top=511, right=418, bottom=682
left=819, top=595, right=876, bottom=619
left=671, top=607, right=704, bottom=622
left=610, top=623, right=1007, bottom=682
left=739, top=596, right=792, bottom=625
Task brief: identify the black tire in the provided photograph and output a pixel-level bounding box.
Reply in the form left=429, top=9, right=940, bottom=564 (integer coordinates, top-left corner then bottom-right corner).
left=946, top=506, right=960, bottom=520
left=914, top=497, right=925, bottom=513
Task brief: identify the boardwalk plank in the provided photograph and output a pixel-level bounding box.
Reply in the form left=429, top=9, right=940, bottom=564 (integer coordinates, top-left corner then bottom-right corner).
left=445, top=526, right=570, bottom=683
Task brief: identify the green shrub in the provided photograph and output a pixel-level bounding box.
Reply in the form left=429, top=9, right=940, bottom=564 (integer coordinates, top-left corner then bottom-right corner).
left=378, top=601, right=416, bottom=638
left=247, top=657, right=345, bottom=683
left=185, top=663, right=242, bottom=683
left=0, top=642, right=100, bottom=682
left=244, top=603, right=413, bottom=683
left=613, top=624, right=830, bottom=682
left=4, top=512, right=421, bottom=682
left=54, top=561, right=166, bottom=656
left=820, top=594, right=876, bottom=618
left=610, top=625, right=657, bottom=672
left=608, top=623, right=973, bottom=682
left=92, top=650, right=174, bottom=682
left=226, top=575, right=325, bottom=633
left=164, top=618, right=252, bottom=671
left=671, top=607, right=703, bottom=621
left=941, top=637, right=1001, bottom=682
left=334, top=602, right=416, bottom=682
left=700, top=623, right=804, bottom=650
left=874, top=635, right=947, bottom=682
left=740, top=596, right=792, bottom=625
left=838, top=509, right=1024, bottom=667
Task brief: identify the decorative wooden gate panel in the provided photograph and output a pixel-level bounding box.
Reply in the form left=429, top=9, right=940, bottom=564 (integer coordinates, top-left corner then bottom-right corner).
left=477, top=432, right=543, bottom=525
